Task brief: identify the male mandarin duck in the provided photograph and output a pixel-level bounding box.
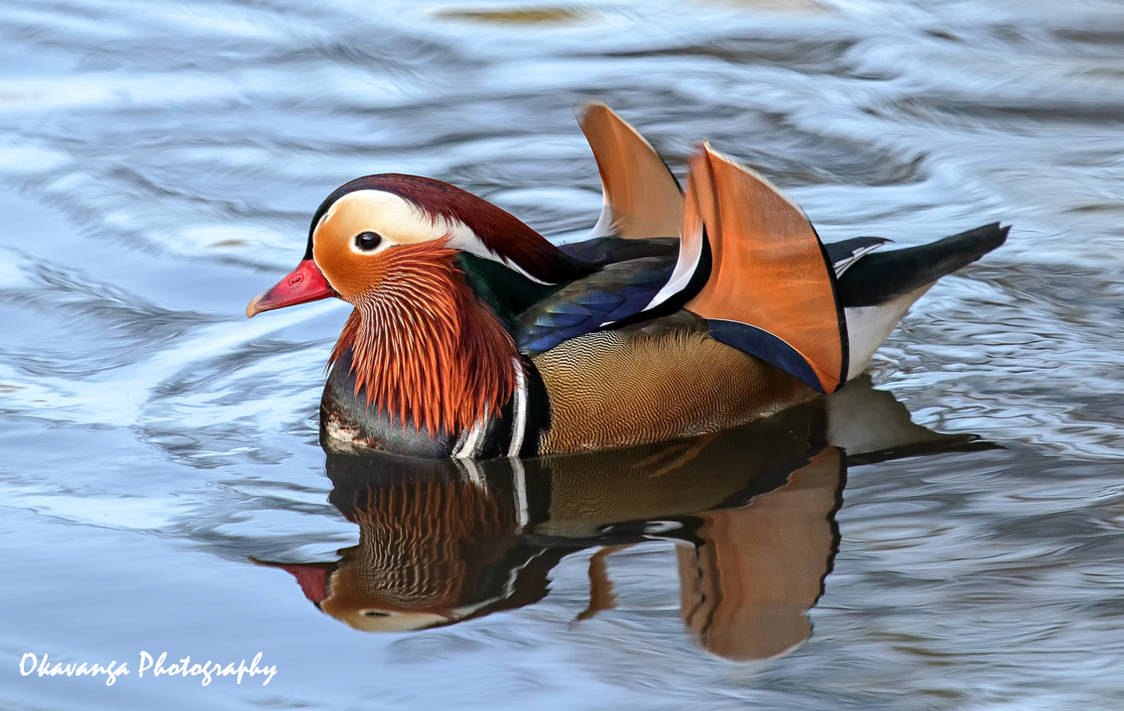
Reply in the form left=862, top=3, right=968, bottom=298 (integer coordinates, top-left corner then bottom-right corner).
left=246, top=103, right=1008, bottom=459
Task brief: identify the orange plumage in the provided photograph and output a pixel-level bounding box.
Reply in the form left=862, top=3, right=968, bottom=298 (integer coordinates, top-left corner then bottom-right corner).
left=328, top=241, right=517, bottom=437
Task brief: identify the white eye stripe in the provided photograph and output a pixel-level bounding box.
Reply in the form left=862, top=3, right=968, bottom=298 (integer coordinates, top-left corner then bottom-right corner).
left=315, top=187, right=553, bottom=284
left=320, top=190, right=458, bottom=246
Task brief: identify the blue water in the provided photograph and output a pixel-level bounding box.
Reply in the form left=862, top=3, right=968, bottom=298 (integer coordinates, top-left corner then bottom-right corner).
left=1, top=0, right=1122, bottom=708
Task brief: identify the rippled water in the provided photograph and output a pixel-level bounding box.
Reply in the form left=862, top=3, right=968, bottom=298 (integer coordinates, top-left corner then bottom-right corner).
left=2, top=0, right=1122, bottom=708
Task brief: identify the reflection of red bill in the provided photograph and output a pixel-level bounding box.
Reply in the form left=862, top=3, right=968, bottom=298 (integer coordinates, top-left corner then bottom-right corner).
left=246, top=259, right=336, bottom=318
left=250, top=557, right=333, bottom=606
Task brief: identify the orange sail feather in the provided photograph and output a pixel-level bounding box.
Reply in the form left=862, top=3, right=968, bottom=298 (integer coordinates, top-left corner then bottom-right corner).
left=579, top=102, right=684, bottom=240
left=685, top=144, right=848, bottom=393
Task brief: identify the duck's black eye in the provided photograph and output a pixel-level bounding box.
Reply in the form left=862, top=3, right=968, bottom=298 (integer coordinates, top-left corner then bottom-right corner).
left=354, top=231, right=383, bottom=252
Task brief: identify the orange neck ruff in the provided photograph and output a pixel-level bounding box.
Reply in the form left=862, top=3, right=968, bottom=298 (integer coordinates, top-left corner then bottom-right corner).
left=328, top=243, right=518, bottom=437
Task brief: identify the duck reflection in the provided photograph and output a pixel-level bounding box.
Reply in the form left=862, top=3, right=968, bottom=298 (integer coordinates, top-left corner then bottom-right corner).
left=325, top=478, right=540, bottom=632
left=677, top=448, right=841, bottom=660
left=256, top=380, right=985, bottom=659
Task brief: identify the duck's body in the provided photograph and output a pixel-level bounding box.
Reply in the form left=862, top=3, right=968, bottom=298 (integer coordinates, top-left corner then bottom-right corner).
left=323, top=311, right=813, bottom=457
left=248, top=104, right=1008, bottom=459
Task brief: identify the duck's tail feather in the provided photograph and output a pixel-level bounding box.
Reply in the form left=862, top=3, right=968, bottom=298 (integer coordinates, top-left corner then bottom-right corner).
left=839, top=222, right=1009, bottom=375
left=578, top=102, right=684, bottom=240
left=836, top=223, right=1009, bottom=308
left=684, top=144, right=848, bottom=394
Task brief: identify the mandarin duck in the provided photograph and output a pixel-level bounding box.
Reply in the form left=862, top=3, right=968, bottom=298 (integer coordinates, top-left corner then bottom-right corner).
left=247, top=104, right=1008, bottom=459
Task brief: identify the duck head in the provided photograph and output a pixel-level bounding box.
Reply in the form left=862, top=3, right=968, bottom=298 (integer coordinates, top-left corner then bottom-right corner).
left=246, top=173, right=594, bottom=316
left=247, top=174, right=592, bottom=436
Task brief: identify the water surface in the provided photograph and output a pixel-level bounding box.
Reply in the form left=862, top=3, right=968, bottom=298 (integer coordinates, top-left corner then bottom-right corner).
left=1, top=0, right=1122, bottom=708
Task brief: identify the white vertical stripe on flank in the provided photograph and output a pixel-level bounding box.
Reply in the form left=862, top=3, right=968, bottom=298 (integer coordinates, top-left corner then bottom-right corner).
left=453, top=407, right=488, bottom=459
left=506, top=359, right=528, bottom=458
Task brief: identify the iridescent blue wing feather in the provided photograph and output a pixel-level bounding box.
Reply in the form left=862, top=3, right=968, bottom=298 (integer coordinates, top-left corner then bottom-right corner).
left=516, top=256, right=674, bottom=354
